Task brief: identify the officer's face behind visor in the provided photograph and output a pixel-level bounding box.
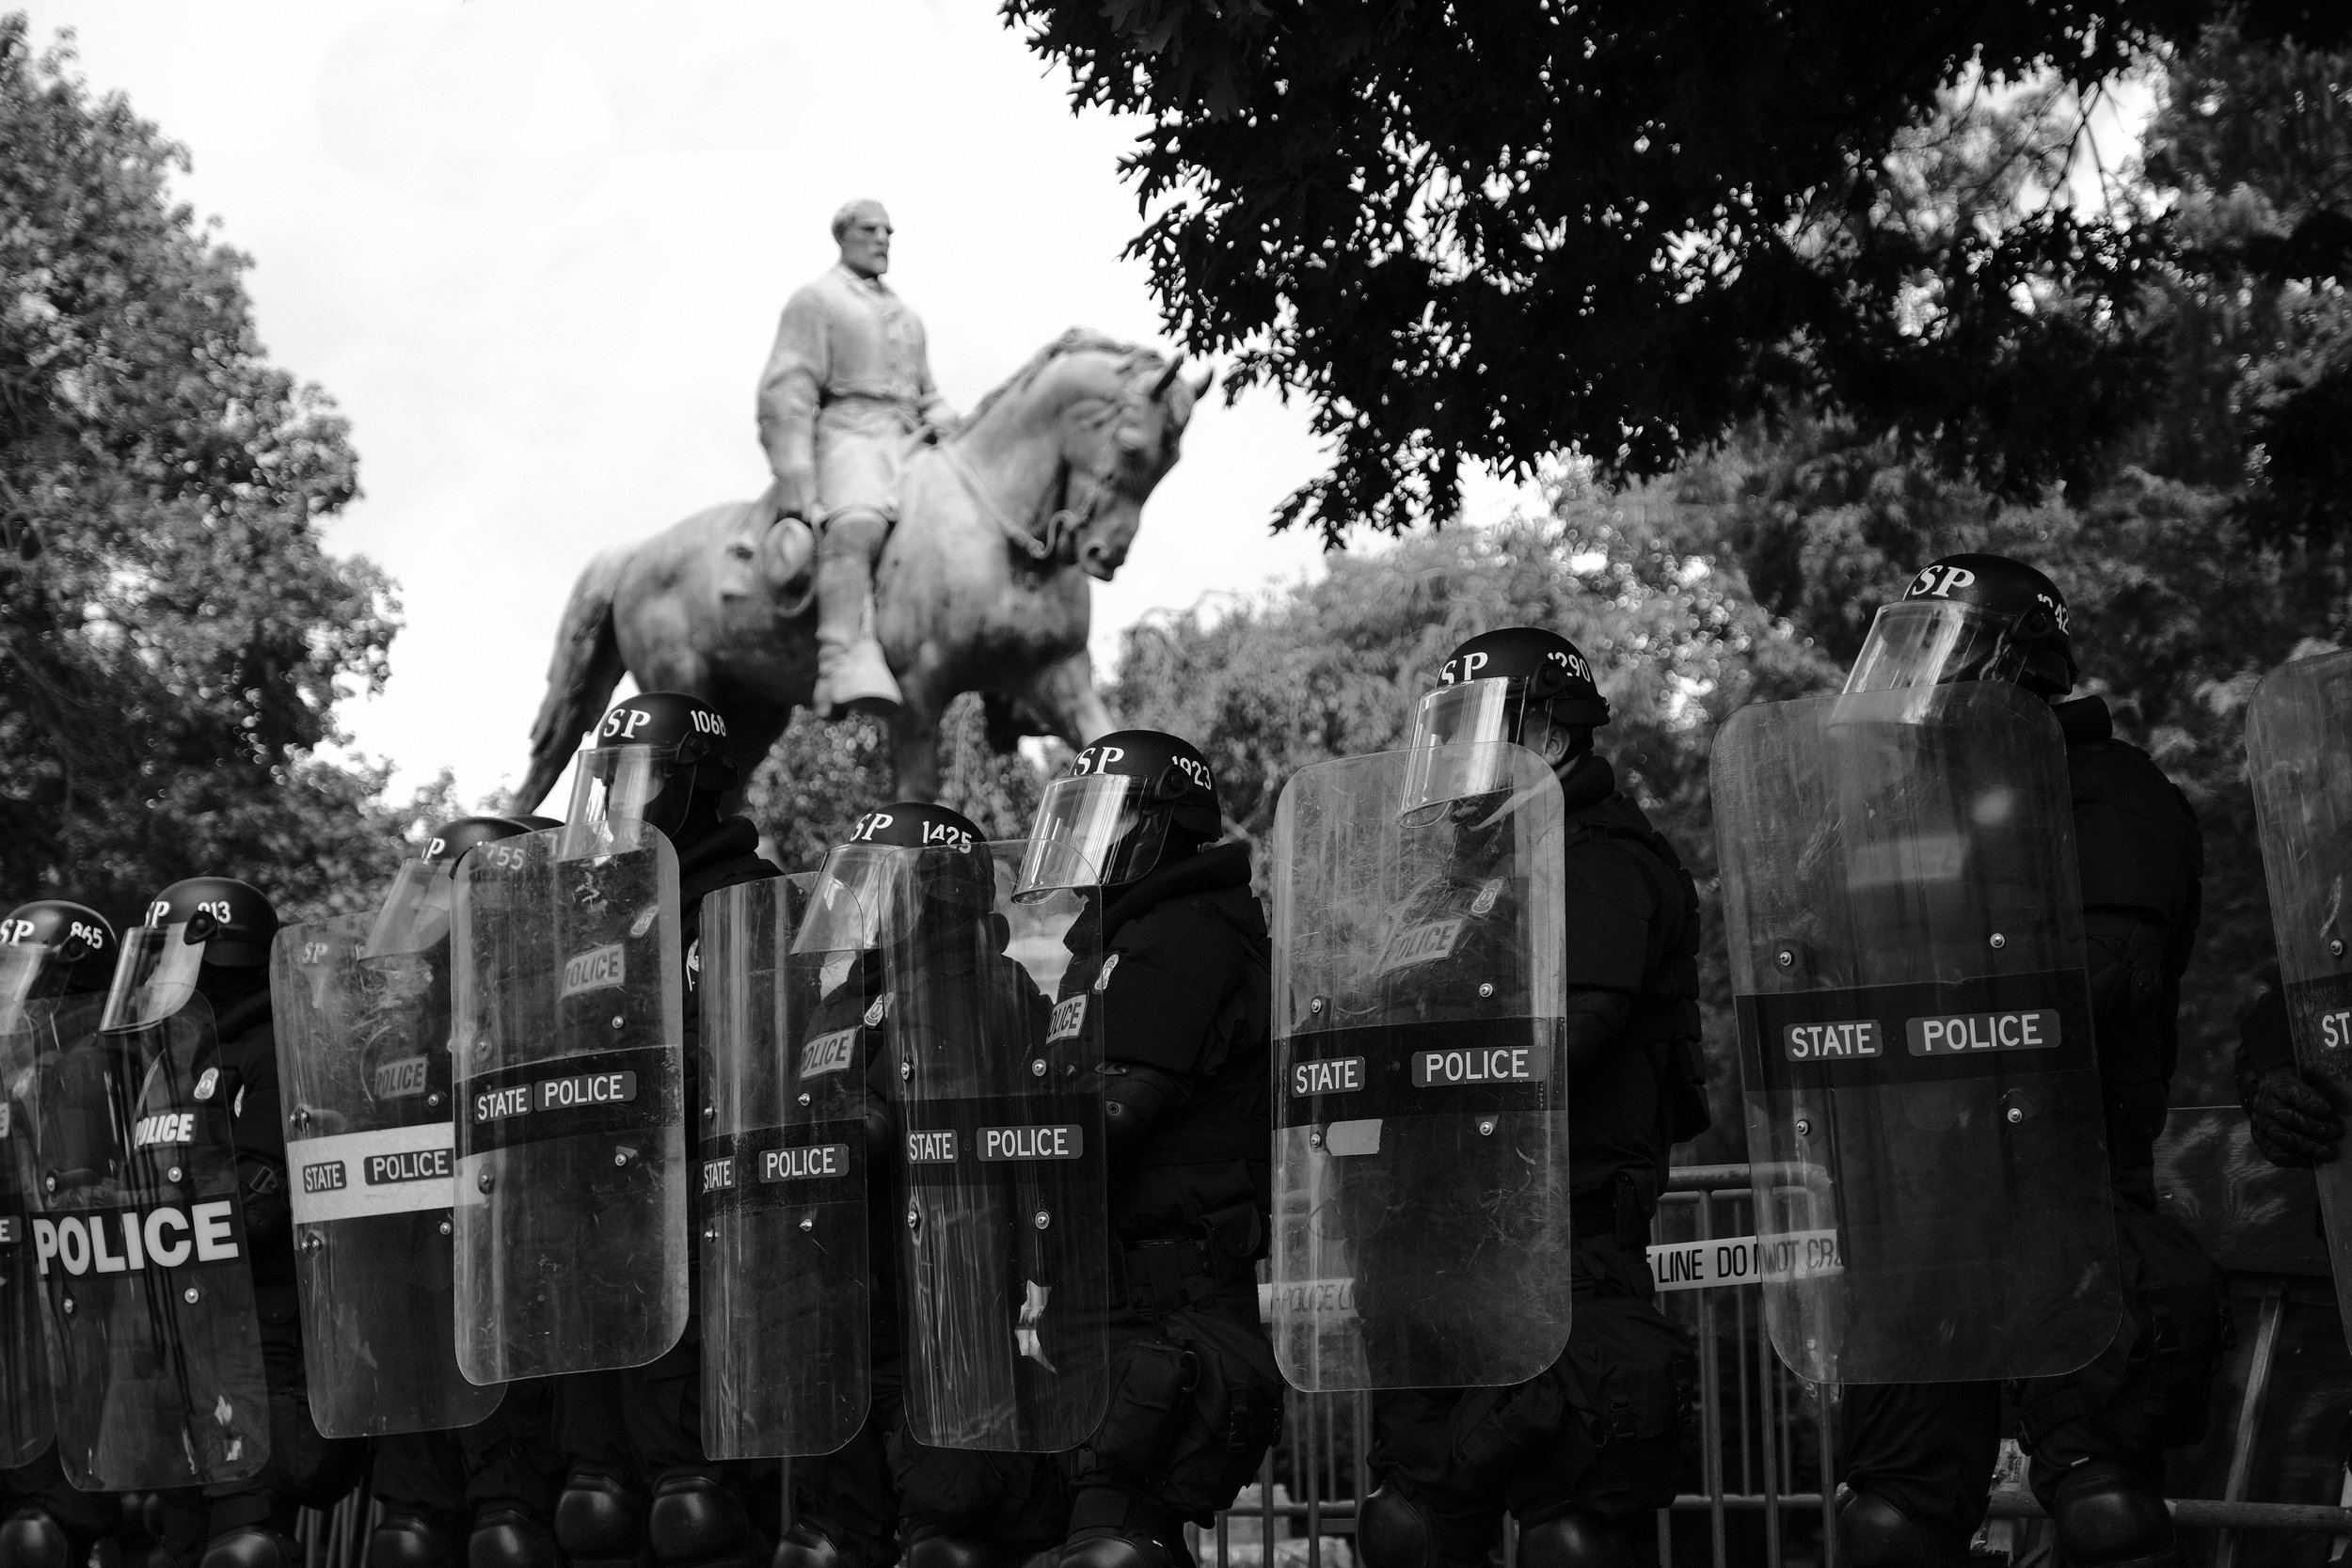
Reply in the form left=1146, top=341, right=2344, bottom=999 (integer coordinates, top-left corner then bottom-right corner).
left=567, top=744, right=679, bottom=836
left=100, top=921, right=206, bottom=1032
left=1399, top=678, right=1569, bottom=826
left=1015, top=776, right=1151, bottom=898
left=1843, top=601, right=2037, bottom=695
left=361, top=859, right=453, bottom=960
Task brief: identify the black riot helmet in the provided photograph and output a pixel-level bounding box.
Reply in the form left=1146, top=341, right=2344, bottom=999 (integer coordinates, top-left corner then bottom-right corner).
left=0, top=900, right=118, bottom=1035
left=363, top=816, right=536, bottom=959
left=103, top=877, right=278, bottom=1030
left=569, top=691, right=739, bottom=838
left=0, top=900, right=117, bottom=993
left=795, top=802, right=993, bottom=955
left=1016, top=730, right=1220, bottom=897
left=1845, top=553, right=2078, bottom=699
left=1403, top=626, right=1610, bottom=817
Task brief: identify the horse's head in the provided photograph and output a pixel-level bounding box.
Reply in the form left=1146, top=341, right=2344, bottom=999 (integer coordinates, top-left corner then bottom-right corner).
left=1056, top=350, right=1213, bottom=580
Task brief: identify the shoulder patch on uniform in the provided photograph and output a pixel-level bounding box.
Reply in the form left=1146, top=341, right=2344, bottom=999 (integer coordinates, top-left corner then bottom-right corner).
left=194, top=1067, right=219, bottom=1101
left=1470, top=878, right=1507, bottom=917
left=629, top=904, right=660, bottom=939
left=1093, top=953, right=1120, bottom=992
left=865, top=992, right=891, bottom=1028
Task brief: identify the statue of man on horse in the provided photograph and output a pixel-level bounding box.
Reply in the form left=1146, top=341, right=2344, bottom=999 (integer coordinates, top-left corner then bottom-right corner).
left=756, top=198, right=956, bottom=720
left=513, top=194, right=1214, bottom=816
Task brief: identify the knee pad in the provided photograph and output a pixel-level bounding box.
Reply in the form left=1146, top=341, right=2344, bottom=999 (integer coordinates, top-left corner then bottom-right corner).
left=469, top=1507, right=563, bottom=1568
left=1836, top=1491, right=1965, bottom=1568
left=370, top=1511, right=457, bottom=1568
left=773, top=1523, right=849, bottom=1568
left=197, top=1528, right=301, bottom=1568
left=1356, top=1487, right=1458, bottom=1568
left=1515, top=1514, right=1641, bottom=1568
left=1054, top=1532, right=1177, bottom=1568
left=556, top=1468, right=647, bottom=1568
left=0, top=1508, right=74, bottom=1568
left=2049, top=1464, right=2177, bottom=1568
left=646, top=1469, right=756, bottom=1568
left=903, top=1525, right=1003, bottom=1568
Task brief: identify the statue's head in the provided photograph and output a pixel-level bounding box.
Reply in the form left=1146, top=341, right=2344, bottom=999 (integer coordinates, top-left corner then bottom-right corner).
left=833, top=199, right=892, bottom=279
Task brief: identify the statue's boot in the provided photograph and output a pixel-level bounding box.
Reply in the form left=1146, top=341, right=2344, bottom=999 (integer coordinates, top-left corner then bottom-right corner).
left=812, top=510, right=900, bottom=720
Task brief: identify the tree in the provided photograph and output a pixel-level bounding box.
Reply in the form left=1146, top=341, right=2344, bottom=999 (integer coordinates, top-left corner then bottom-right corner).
left=744, top=695, right=1050, bottom=877
left=2136, top=17, right=2352, bottom=543
left=0, top=17, right=409, bottom=926
left=1003, top=0, right=2350, bottom=542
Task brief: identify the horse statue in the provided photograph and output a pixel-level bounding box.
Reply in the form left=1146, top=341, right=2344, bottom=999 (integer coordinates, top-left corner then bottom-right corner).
left=515, top=330, right=1210, bottom=810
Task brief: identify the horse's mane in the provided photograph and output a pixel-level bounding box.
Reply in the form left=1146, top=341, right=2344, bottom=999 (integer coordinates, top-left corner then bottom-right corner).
left=961, top=327, right=1164, bottom=431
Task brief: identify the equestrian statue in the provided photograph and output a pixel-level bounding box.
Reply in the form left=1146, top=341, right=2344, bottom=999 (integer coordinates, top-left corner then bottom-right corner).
left=515, top=198, right=1210, bottom=810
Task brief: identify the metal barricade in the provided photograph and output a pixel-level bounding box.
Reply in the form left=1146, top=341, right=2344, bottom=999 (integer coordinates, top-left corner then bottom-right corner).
left=1188, top=1164, right=2352, bottom=1568
left=281, top=1161, right=2352, bottom=1568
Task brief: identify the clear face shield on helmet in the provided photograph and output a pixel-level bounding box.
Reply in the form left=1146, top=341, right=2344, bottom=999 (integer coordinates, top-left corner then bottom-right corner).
left=0, top=942, right=66, bottom=1037
left=1015, top=775, right=1160, bottom=899
left=101, top=922, right=207, bottom=1032
left=567, top=744, right=678, bottom=832
left=1399, top=679, right=1575, bottom=826
left=1844, top=601, right=2038, bottom=697
left=791, top=845, right=898, bottom=957
left=362, top=860, right=454, bottom=960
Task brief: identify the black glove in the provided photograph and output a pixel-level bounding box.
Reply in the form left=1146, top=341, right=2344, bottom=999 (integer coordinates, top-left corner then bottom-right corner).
left=2242, top=1066, right=2344, bottom=1167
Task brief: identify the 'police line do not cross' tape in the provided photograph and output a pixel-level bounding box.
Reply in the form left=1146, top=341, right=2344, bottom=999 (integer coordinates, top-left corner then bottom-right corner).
left=1253, top=1228, right=1845, bottom=1321
left=1647, top=1228, right=1843, bottom=1293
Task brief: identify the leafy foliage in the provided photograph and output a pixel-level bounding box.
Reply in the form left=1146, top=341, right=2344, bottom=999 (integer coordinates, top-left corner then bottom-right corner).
left=2137, top=17, right=2352, bottom=543
left=743, top=694, right=1050, bottom=876
left=1004, top=0, right=2349, bottom=543
left=0, top=18, right=409, bottom=926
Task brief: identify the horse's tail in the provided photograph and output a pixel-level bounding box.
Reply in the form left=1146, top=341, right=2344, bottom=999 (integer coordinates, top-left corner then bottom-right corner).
left=518, top=546, right=630, bottom=811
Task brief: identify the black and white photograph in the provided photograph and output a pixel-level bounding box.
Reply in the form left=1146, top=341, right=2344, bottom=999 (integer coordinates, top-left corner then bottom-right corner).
left=1, top=4, right=2348, bottom=1564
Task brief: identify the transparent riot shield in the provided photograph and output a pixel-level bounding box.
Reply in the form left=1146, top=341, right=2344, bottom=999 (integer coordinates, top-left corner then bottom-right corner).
left=1269, top=745, right=1573, bottom=1392
left=21, top=993, right=270, bottom=1488
left=701, top=874, right=875, bottom=1459
left=0, top=957, right=57, bottom=1465
left=888, top=841, right=1110, bottom=1452
left=1713, top=681, right=2122, bottom=1385
left=2247, top=650, right=2352, bottom=1347
left=452, top=820, right=687, bottom=1383
left=270, top=914, right=503, bottom=1437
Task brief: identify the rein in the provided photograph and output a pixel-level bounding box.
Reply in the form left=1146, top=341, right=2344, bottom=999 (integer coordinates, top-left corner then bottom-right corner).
left=940, top=441, right=1116, bottom=565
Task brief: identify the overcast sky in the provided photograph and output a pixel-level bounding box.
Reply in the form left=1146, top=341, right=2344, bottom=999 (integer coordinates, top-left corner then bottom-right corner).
left=21, top=0, right=1533, bottom=807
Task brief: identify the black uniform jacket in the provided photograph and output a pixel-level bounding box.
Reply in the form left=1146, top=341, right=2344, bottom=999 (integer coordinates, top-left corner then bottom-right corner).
left=1550, top=752, right=1705, bottom=1220
left=1064, top=842, right=1272, bottom=1249
left=2053, top=695, right=2203, bottom=1180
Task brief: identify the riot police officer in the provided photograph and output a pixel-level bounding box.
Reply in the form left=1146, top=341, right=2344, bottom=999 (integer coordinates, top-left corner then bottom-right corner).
left=767, top=803, right=975, bottom=1568
left=1349, top=630, right=1705, bottom=1568
left=884, top=734, right=1282, bottom=1568
left=359, top=816, right=569, bottom=1568
left=0, top=900, right=122, bottom=1568
left=116, top=878, right=370, bottom=1567
left=551, top=693, right=782, bottom=1568
left=1835, top=556, right=2217, bottom=1568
